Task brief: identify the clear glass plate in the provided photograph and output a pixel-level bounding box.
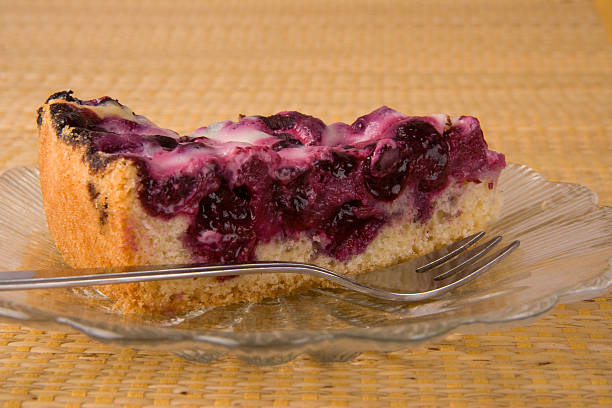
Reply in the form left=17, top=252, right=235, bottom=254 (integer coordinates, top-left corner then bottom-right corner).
left=0, top=164, right=610, bottom=365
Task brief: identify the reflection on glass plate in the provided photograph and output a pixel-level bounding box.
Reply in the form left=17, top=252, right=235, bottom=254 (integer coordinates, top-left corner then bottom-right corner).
left=0, top=164, right=610, bottom=365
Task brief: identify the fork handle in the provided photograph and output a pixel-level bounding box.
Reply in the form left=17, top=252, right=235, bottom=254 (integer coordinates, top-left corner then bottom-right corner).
left=0, top=262, right=330, bottom=289
left=0, top=261, right=414, bottom=301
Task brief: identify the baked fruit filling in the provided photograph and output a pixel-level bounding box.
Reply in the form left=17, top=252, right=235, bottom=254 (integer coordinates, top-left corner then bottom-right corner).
left=40, top=91, right=504, bottom=264
left=37, top=91, right=505, bottom=312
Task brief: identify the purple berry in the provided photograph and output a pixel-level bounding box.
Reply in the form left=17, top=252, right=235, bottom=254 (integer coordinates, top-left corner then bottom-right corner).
left=261, top=114, right=296, bottom=131
left=273, top=173, right=313, bottom=230
left=395, top=120, right=449, bottom=193
left=321, top=201, right=385, bottom=261
left=364, top=155, right=410, bottom=201
left=138, top=171, right=210, bottom=218
left=148, top=135, right=179, bottom=151
left=187, top=183, right=256, bottom=262
left=314, top=151, right=358, bottom=179
left=271, top=133, right=303, bottom=151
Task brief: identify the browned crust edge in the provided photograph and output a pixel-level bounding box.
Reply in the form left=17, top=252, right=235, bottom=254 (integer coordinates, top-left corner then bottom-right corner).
left=38, top=104, right=136, bottom=268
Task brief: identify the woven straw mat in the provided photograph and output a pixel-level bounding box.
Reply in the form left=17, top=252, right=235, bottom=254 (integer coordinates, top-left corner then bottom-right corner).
left=0, top=0, right=611, bottom=407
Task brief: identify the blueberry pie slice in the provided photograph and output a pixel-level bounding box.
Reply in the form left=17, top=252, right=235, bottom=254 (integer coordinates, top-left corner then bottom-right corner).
left=37, top=91, right=505, bottom=313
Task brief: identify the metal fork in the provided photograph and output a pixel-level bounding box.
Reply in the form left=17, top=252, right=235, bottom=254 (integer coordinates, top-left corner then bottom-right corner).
left=0, top=232, right=519, bottom=302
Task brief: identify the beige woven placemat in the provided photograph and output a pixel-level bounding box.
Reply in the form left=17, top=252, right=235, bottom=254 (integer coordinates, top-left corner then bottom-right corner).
left=0, top=0, right=611, bottom=406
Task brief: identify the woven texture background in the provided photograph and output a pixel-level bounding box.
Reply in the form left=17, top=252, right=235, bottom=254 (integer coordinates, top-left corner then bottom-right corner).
left=0, top=0, right=611, bottom=406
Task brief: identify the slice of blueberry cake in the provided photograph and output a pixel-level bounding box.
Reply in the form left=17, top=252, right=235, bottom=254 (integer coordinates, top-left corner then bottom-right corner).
left=37, top=91, right=505, bottom=314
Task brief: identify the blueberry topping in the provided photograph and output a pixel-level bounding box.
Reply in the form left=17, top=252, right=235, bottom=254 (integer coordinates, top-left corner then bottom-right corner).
left=92, top=134, right=139, bottom=154
left=233, top=185, right=251, bottom=201
left=294, top=115, right=326, bottom=146
left=187, top=183, right=256, bottom=262
left=148, top=135, right=179, bottom=151
left=395, top=120, right=449, bottom=193
left=369, top=142, right=400, bottom=177
left=314, top=151, right=358, bottom=179
left=273, top=166, right=305, bottom=182
left=352, top=118, right=366, bottom=131
left=271, top=133, right=303, bottom=151
left=138, top=170, right=211, bottom=218
left=195, top=184, right=252, bottom=232
left=395, top=120, right=440, bottom=147
left=262, top=114, right=296, bottom=131
left=445, top=118, right=490, bottom=178
left=259, top=113, right=325, bottom=146
left=271, top=140, right=302, bottom=151
left=413, top=141, right=448, bottom=193
left=321, top=201, right=385, bottom=261
left=273, top=173, right=313, bottom=230
left=364, top=155, right=410, bottom=201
